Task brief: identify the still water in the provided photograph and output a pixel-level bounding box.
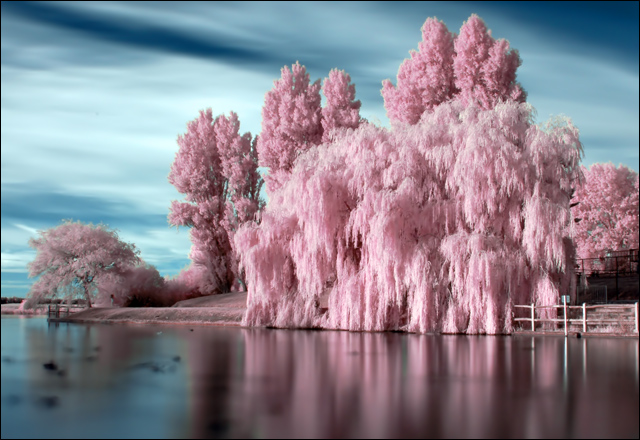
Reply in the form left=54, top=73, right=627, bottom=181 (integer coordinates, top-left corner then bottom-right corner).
left=1, top=316, right=638, bottom=439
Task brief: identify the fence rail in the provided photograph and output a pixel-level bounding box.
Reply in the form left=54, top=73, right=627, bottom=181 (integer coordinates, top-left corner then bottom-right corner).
left=47, top=304, right=85, bottom=319
left=576, top=248, right=639, bottom=276
left=514, top=302, right=639, bottom=336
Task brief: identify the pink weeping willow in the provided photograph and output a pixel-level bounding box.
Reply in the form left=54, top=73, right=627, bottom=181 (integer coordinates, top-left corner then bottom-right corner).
left=234, top=14, right=583, bottom=334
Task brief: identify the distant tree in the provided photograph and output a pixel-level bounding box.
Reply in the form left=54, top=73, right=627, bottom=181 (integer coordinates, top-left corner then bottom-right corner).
left=26, top=220, right=140, bottom=308
left=169, top=109, right=263, bottom=294
left=573, top=163, right=639, bottom=258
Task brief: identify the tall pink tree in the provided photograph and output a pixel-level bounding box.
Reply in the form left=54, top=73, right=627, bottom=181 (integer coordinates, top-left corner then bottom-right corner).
left=382, top=14, right=526, bottom=126
left=25, top=220, right=140, bottom=308
left=236, top=14, right=583, bottom=334
left=573, top=163, right=639, bottom=258
left=258, top=62, right=323, bottom=192
left=169, top=109, right=262, bottom=294
left=453, top=14, right=526, bottom=109
left=215, top=111, right=264, bottom=289
left=382, top=17, right=456, bottom=125
left=322, top=68, right=362, bottom=142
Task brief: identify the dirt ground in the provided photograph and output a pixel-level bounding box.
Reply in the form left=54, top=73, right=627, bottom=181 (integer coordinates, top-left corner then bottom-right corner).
left=49, top=291, right=247, bottom=326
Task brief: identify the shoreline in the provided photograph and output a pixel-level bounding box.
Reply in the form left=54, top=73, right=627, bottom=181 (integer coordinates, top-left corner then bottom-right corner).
left=3, top=291, right=638, bottom=338
left=47, top=306, right=244, bottom=327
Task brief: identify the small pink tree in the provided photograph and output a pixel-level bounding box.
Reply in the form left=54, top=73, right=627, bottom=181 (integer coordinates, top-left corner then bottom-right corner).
left=169, top=109, right=263, bottom=294
left=26, top=220, right=140, bottom=308
left=573, top=163, right=639, bottom=259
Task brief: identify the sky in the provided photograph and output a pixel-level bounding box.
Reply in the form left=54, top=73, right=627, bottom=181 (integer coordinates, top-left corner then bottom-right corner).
left=2, top=1, right=638, bottom=297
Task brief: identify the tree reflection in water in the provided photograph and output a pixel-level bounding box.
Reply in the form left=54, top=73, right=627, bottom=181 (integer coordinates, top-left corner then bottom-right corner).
left=1, top=318, right=638, bottom=439
left=229, top=330, right=638, bottom=438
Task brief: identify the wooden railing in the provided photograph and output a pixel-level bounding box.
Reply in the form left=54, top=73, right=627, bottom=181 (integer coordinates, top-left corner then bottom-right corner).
left=47, top=304, right=85, bottom=319
left=514, top=302, right=639, bottom=336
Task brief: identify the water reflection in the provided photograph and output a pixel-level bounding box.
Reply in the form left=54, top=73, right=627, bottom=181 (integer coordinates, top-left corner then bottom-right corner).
left=235, top=331, right=639, bottom=438
left=1, top=317, right=638, bottom=439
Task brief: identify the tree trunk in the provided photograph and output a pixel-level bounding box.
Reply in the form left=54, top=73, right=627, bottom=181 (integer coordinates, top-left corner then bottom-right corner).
left=83, top=284, right=92, bottom=308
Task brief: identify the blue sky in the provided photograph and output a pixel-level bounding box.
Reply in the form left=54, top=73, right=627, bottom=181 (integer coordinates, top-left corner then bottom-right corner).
left=2, top=1, right=638, bottom=297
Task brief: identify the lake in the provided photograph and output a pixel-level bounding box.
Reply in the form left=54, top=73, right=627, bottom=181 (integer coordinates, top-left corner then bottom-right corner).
left=1, top=315, right=638, bottom=438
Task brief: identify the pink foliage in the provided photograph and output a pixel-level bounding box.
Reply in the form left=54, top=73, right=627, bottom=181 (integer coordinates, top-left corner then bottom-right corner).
left=453, top=14, right=526, bottom=110
left=235, top=14, right=583, bottom=334
left=258, top=62, right=323, bottom=192
left=383, top=15, right=526, bottom=125
left=382, top=17, right=456, bottom=124
left=26, top=220, right=141, bottom=308
left=573, top=163, right=639, bottom=258
left=169, top=109, right=263, bottom=294
left=236, top=101, right=582, bottom=334
left=322, top=69, right=362, bottom=142
left=99, top=264, right=164, bottom=307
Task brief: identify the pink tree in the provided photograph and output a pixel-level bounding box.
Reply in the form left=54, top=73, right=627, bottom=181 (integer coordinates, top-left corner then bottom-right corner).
left=453, top=14, right=526, bottom=109
left=236, top=14, right=583, bottom=334
left=322, top=69, right=362, bottom=142
left=215, top=111, right=264, bottom=289
left=257, top=62, right=323, bottom=192
left=382, top=17, right=456, bottom=124
left=26, top=220, right=140, bottom=308
left=573, top=163, right=639, bottom=258
left=382, top=15, right=525, bottom=126
left=169, top=109, right=263, bottom=294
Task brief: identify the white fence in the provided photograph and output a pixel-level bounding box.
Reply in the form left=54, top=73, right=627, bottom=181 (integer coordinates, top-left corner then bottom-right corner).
left=514, top=302, right=639, bottom=336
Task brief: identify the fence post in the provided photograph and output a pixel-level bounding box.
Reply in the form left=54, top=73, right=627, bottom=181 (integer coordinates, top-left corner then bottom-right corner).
left=615, top=256, right=619, bottom=300
left=531, top=303, right=535, bottom=332
left=563, top=298, right=568, bottom=337
left=582, top=303, right=587, bottom=333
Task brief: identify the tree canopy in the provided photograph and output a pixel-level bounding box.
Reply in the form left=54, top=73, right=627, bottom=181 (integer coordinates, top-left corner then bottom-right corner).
left=26, top=220, right=141, bottom=307
left=573, top=163, right=639, bottom=258
left=234, top=14, right=583, bottom=334
left=168, top=109, right=263, bottom=295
